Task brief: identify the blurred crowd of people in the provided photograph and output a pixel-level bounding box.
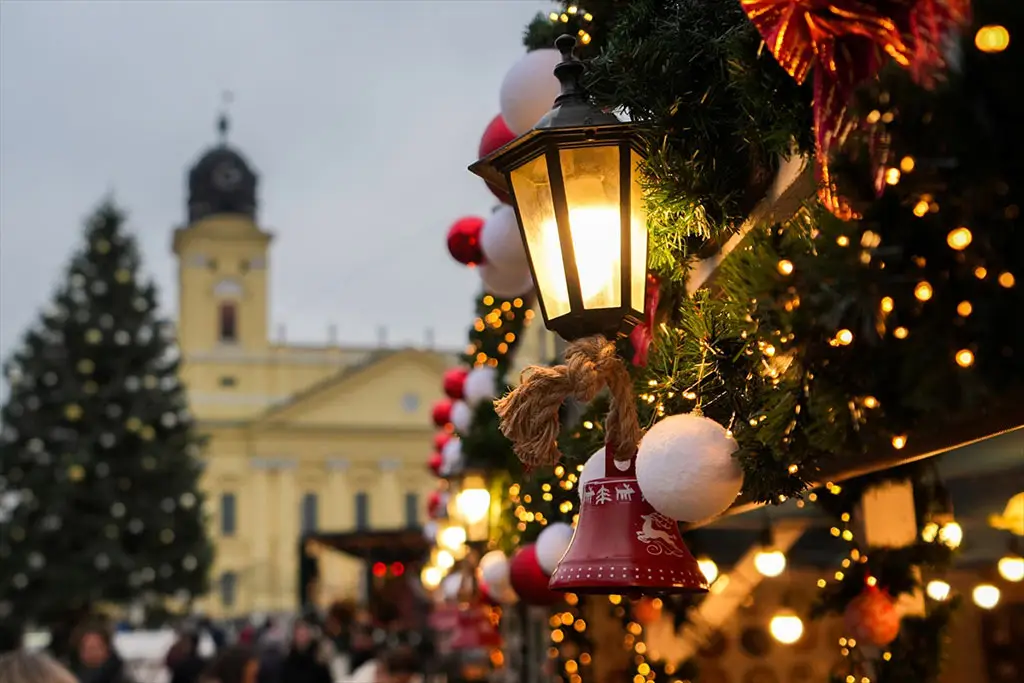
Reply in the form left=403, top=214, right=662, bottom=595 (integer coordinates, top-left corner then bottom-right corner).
left=0, top=601, right=432, bottom=683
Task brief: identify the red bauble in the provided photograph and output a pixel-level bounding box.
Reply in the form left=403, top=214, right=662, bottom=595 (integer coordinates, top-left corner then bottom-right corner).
left=510, top=544, right=561, bottom=606
left=478, top=115, right=517, bottom=204
left=443, top=367, right=469, bottom=400
left=428, top=452, right=444, bottom=476
left=427, top=491, right=446, bottom=519
left=432, top=399, right=453, bottom=428
left=433, top=432, right=452, bottom=452
left=843, top=585, right=901, bottom=647
left=447, top=217, right=486, bottom=266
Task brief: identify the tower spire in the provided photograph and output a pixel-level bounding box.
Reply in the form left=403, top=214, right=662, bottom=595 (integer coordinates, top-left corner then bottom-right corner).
left=217, top=90, right=233, bottom=144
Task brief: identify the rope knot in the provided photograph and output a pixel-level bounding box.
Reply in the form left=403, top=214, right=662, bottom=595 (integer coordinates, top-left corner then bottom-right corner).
left=494, top=335, right=641, bottom=471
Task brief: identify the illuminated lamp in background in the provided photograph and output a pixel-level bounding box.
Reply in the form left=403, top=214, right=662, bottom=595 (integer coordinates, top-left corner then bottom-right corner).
left=449, top=470, right=492, bottom=545
left=391, top=562, right=405, bottom=577
left=470, top=34, right=648, bottom=342
left=372, top=562, right=387, bottom=578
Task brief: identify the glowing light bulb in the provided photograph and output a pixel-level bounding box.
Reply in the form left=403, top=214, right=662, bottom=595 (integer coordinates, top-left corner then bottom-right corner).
left=999, top=272, right=1016, bottom=288
left=777, top=259, right=794, bottom=276
left=697, top=557, right=718, bottom=585
left=998, top=555, right=1024, bottom=582
left=891, top=435, right=907, bottom=450
left=438, top=525, right=467, bottom=552
left=957, top=301, right=973, bottom=317
left=972, top=583, right=1000, bottom=609
left=938, top=522, right=963, bottom=549
left=769, top=610, right=804, bottom=645
left=435, top=550, right=455, bottom=569
left=880, top=296, right=894, bottom=313
left=914, top=281, right=933, bottom=301
left=975, top=25, right=1010, bottom=53
left=926, top=579, right=950, bottom=601
left=836, top=329, right=854, bottom=345
left=894, top=327, right=909, bottom=339
left=754, top=550, right=787, bottom=578
left=421, top=565, right=443, bottom=589
left=946, top=227, right=972, bottom=250
left=956, top=349, right=975, bottom=368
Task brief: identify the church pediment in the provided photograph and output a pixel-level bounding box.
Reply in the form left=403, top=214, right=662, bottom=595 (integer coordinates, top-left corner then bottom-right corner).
left=256, top=348, right=452, bottom=430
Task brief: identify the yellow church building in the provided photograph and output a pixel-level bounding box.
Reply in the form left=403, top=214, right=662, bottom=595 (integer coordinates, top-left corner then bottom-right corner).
left=171, top=119, right=556, bottom=616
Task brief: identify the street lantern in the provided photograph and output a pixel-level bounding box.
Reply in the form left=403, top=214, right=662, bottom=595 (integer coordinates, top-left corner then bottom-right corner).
left=450, top=471, right=492, bottom=544
left=470, top=35, right=649, bottom=341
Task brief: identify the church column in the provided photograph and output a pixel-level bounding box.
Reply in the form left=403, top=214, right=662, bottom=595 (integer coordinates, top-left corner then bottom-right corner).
left=325, top=458, right=351, bottom=529
left=249, top=465, right=271, bottom=612
left=275, top=459, right=300, bottom=611
left=376, top=459, right=403, bottom=528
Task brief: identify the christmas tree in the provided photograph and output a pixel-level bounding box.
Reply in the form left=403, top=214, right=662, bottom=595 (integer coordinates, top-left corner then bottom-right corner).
left=0, top=200, right=213, bottom=634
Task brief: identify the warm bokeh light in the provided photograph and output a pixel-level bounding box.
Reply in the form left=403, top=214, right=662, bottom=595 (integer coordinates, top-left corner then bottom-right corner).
left=938, top=521, right=963, bottom=549
left=697, top=556, right=719, bottom=585
left=769, top=610, right=804, bottom=644
left=754, top=549, right=787, bottom=578
left=956, top=349, right=975, bottom=368
left=972, top=583, right=1001, bottom=610
left=975, top=25, right=1010, bottom=53
left=946, top=227, right=972, bottom=250
left=957, top=301, right=973, bottom=317
left=891, top=435, right=907, bottom=450
left=836, top=329, right=854, bottom=345
left=777, top=259, right=794, bottom=276
left=914, top=281, right=933, bottom=301
left=926, top=579, right=951, bottom=601
left=998, top=555, right=1024, bottom=582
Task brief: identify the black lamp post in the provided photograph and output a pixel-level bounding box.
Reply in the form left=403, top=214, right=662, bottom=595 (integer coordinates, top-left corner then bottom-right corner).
left=470, top=35, right=649, bottom=342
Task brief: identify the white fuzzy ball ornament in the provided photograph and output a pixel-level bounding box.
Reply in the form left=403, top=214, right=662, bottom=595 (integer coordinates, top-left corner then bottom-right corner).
left=441, top=437, right=463, bottom=476
left=479, top=262, right=533, bottom=299
left=535, top=522, right=575, bottom=575
left=440, top=572, right=464, bottom=601
left=450, top=400, right=473, bottom=435
left=635, top=414, right=743, bottom=523
left=499, top=49, right=561, bottom=135
left=422, top=521, right=439, bottom=542
left=480, top=206, right=528, bottom=272
left=463, top=366, right=498, bottom=407
left=478, top=550, right=516, bottom=602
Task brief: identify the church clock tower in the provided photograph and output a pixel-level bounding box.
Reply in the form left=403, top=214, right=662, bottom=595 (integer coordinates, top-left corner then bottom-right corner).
left=172, top=114, right=272, bottom=355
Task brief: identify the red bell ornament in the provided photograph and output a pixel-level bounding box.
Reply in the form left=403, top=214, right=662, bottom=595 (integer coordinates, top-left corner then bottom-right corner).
left=549, top=449, right=708, bottom=596
left=443, top=367, right=469, bottom=400
left=432, top=399, right=453, bottom=428
left=510, top=544, right=561, bottom=606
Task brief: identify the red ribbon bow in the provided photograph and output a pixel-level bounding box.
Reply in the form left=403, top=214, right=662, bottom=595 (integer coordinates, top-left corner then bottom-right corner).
left=740, top=0, right=969, bottom=219
left=629, top=274, right=662, bottom=367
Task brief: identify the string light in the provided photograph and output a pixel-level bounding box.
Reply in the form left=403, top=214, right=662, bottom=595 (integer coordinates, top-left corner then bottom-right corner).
left=894, top=326, right=909, bottom=339
left=972, top=584, right=1001, bottom=609
left=957, top=301, right=973, bottom=317
left=946, top=227, right=972, bottom=250
left=926, top=580, right=951, bottom=601
left=914, top=281, right=933, bottom=301
left=955, top=349, right=975, bottom=368
left=777, top=259, right=794, bottom=275
left=998, top=272, right=1016, bottom=288
left=835, top=329, right=854, bottom=346
left=975, top=25, right=1010, bottom=53
left=880, top=296, right=894, bottom=313
left=899, top=156, right=915, bottom=172
left=891, top=435, right=907, bottom=449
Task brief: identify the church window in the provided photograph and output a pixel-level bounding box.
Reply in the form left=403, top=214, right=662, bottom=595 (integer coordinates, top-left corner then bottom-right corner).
left=301, top=492, right=318, bottom=534
left=220, top=492, right=237, bottom=536
left=218, top=303, right=238, bottom=343
left=208, top=259, right=218, bottom=271
left=405, top=492, right=418, bottom=528
left=219, top=376, right=237, bottom=388
left=220, top=571, right=237, bottom=607
left=401, top=393, right=420, bottom=413
left=213, top=278, right=244, bottom=299
left=355, top=492, right=370, bottom=531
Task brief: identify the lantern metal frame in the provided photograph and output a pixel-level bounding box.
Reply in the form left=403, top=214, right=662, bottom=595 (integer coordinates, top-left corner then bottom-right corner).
left=470, top=34, right=649, bottom=342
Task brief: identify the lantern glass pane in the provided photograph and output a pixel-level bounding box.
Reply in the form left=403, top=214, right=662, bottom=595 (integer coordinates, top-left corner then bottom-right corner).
left=629, top=149, right=649, bottom=313
left=510, top=155, right=571, bottom=319
left=558, top=145, right=621, bottom=310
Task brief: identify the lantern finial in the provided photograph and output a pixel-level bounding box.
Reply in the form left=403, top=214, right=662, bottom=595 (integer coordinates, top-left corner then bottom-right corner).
left=552, top=35, right=587, bottom=107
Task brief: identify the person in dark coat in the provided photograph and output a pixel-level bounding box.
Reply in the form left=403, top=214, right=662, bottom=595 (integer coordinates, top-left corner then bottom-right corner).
left=166, top=631, right=207, bottom=683
left=69, top=623, right=133, bottom=683
left=278, top=620, right=331, bottom=683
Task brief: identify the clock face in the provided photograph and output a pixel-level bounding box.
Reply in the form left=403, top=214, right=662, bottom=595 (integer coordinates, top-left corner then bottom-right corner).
left=213, top=162, right=243, bottom=191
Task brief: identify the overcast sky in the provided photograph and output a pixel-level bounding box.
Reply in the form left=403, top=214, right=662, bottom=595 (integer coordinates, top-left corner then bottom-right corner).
left=0, top=0, right=552, bottom=369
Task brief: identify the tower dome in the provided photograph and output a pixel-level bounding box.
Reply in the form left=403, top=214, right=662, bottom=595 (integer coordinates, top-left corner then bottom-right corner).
left=187, top=114, right=258, bottom=224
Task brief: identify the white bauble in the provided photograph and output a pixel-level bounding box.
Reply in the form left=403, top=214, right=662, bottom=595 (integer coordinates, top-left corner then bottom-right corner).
left=500, top=49, right=562, bottom=135
left=478, top=550, right=511, bottom=591
left=480, top=205, right=528, bottom=272
left=479, top=262, right=534, bottom=299
left=635, top=414, right=743, bottom=523
left=536, top=522, right=575, bottom=575
left=441, top=437, right=463, bottom=476
left=440, top=572, right=464, bottom=601
left=451, top=400, right=473, bottom=435
left=577, top=448, right=605, bottom=496
left=463, top=366, right=498, bottom=407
